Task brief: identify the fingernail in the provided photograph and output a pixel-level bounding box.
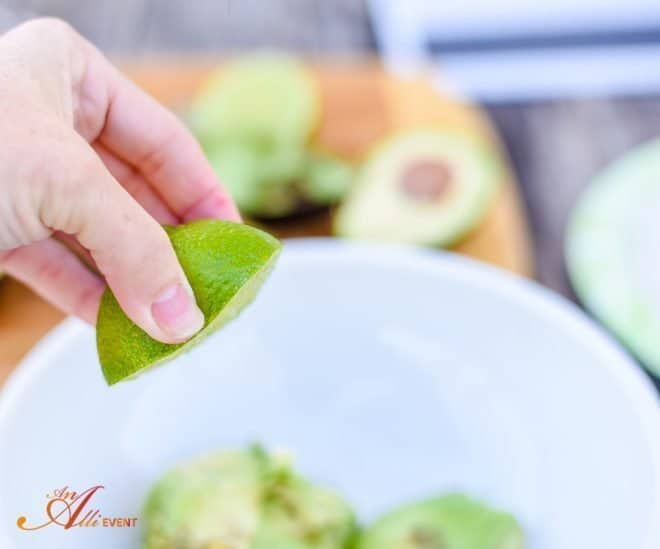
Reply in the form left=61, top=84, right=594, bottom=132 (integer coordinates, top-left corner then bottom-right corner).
left=151, top=283, right=205, bottom=342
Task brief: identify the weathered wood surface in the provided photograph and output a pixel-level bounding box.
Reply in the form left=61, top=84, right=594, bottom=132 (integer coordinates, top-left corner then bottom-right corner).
left=489, top=99, right=660, bottom=297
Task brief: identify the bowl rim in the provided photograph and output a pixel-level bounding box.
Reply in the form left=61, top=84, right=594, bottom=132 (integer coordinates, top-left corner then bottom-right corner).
left=1, top=238, right=659, bottom=548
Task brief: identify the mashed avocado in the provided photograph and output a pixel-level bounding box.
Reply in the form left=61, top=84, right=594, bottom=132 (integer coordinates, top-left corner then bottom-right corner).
left=142, top=446, right=357, bottom=549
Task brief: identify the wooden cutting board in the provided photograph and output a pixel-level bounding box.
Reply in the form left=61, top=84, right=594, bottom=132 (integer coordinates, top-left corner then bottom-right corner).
left=0, top=59, right=533, bottom=383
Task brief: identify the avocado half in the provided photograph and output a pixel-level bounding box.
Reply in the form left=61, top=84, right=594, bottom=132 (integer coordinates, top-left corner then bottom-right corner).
left=357, top=493, right=524, bottom=549
left=142, top=446, right=357, bottom=549
left=208, top=144, right=354, bottom=219
left=566, top=137, right=660, bottom=377
left=189, top=54, right=353, bottom=219
left=334, top=129, right=502, bottom=247
left=189, top=53, right=320, bottom=147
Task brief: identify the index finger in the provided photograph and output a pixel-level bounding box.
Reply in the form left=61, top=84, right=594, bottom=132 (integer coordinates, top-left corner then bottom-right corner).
left=85, top=47, right=240, bottom=222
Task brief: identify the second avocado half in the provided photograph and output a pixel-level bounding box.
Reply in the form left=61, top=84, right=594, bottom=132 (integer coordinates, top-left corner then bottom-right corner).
left=335, top=129, right=502, bottom=247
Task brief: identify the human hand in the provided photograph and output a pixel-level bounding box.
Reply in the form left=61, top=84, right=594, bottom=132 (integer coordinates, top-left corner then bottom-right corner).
left=0, top=18, right=240, bottom=344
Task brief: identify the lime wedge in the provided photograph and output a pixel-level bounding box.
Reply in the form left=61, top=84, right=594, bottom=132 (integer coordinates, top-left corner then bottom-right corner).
left=96, top=220, right=281, bottom=385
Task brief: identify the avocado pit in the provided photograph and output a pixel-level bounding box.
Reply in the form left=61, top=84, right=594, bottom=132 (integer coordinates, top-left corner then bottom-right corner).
left=400, top=160, right=453, bottom=202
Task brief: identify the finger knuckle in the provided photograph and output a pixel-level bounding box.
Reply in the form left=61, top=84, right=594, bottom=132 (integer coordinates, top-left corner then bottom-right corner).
left=0, top=146, right=56, bottom=246
left=31, top=141, right=99, bottom=234
left=136, top=128, right=180, bottom=178
left=12, top=122, right=75, bottom=190
left=118, top=170, right=145, bottom=200
left=21, top=17, right=77, bottom=42
left=71, top=281, right=103, bottom=320
left=35, top=254, right=69, bottom=283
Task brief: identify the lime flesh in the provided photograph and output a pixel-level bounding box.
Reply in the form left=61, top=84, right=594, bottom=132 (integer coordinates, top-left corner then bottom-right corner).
left=96, top=220, right=281, bottom=385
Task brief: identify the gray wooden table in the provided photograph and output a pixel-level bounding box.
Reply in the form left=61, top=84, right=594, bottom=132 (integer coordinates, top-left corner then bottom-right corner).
left=2, top=0, right=660, bottom=383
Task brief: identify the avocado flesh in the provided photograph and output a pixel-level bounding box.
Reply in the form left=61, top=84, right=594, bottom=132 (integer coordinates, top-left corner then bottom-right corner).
left=302, top=152, right=355, bottom=205
left=189, top=53, right=319, bottom=148
left=566, top=137, right=660, bottom=377
left=208, top=143, right=354, bottom=218
left=189, top=54, right=354, bottom=219
left=335, top=130, right=501, bottom=247
left=142, top=447, right=357, bottom=549
left=96, top=220, right=281, bottom=385
left=207, top=142, right=307, bottom=218
left=357, top=493, right=524, bottom=549
left=142, top=449, right=264, bottom=549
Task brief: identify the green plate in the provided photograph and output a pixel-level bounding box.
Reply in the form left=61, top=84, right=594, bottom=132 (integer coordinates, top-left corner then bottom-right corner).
left=566, top=138, right=660, bottom=376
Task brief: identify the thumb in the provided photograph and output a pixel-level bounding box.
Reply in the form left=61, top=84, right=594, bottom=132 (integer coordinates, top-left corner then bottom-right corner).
left=42, top=138, right=205, bottom=344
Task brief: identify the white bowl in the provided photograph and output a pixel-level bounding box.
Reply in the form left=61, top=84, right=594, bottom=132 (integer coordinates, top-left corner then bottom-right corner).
left=0, top=240, right=659, bottom=549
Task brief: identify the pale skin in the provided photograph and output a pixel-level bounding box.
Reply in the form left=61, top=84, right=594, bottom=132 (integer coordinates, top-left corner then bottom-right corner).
left=0, top=19, right=241, bottom=344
